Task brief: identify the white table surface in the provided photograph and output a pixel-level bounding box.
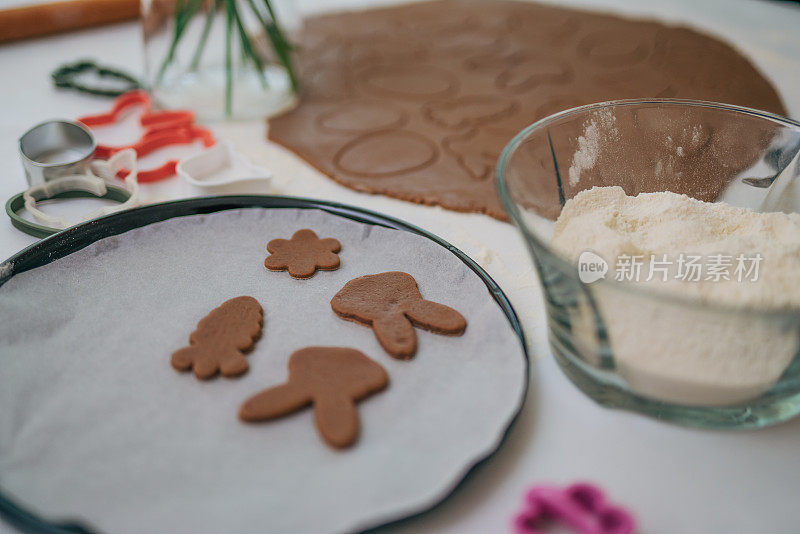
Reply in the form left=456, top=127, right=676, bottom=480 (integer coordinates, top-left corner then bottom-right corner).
left=2, top=0, right=800, bottom=532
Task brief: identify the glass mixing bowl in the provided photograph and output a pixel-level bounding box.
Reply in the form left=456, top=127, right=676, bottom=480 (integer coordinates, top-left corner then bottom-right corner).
left=496, top=99, right=800, bottom=428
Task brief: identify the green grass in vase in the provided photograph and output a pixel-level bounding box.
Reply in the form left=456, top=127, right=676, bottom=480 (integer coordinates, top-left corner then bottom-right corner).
left=155, top=0, right=297, bottom=117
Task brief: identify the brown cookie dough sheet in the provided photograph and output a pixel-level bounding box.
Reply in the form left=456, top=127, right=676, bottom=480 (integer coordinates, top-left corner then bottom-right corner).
left=268, top=0, right=786, bottom=220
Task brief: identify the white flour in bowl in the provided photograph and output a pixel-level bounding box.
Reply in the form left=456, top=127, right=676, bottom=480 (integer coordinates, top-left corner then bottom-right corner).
left=551, top=186, right=800, bottom=406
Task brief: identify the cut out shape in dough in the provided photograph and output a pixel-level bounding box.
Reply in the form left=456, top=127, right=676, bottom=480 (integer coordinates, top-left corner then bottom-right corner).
left=265, top=229, right=342, bottom=279
left=239, top=346, right=389, bottom=449
left=330, top=271, right=467, bottom=359
left=171, top=296, right=263, bottom=380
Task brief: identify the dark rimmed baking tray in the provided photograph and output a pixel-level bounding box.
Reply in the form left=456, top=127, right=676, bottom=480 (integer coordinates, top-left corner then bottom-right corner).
left=0, top=195, right=529, bottom=534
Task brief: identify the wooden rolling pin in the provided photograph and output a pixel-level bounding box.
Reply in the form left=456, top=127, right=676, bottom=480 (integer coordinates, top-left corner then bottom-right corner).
left=0, top=0, right=140, bottom=43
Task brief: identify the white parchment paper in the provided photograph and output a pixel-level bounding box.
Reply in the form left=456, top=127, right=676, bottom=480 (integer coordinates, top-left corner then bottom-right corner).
left=0, top=208, right=526, bottom=534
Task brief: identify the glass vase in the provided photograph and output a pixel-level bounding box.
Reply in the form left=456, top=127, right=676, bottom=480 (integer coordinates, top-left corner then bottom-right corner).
left=141, top=0, right=298, bottom=120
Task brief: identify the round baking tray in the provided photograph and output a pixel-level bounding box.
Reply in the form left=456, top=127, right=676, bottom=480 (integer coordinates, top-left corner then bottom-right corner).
left=0, top=195, right=529, bottom=534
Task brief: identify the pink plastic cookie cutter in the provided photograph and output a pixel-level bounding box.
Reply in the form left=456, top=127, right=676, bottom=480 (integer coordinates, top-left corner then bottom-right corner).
left=513, top=483, right=636, bottom=534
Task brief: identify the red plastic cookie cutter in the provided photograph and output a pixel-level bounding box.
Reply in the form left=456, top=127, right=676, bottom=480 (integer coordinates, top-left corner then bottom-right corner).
left=77, top=90, right=213, bottom=182
left=78, top=90, right=194, bottom=145
left=513, top=483, right=636, bottom=534
left=115, top=124, right=215, bottom=183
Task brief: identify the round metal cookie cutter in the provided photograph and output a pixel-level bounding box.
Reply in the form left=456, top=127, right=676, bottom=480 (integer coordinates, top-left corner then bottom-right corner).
left=18, top=120, right=97, bottom=186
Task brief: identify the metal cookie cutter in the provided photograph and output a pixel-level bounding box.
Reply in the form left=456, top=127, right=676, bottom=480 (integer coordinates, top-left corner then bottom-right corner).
left=513, top=483, right=636, bottom=534
left=176, top=141, right=271, bottom=188
left=19, top=119, right=96, bottom=186
left=6, top=149, right=140, bottom=238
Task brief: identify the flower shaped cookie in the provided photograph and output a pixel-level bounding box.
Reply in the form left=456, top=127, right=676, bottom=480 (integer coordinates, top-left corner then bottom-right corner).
left=265, top=229, right=342, bottom=279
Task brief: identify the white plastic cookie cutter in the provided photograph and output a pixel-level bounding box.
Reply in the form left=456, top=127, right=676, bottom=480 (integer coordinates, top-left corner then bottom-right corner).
left=176, top=141, right=271, bottom=188
left=23, top=149, right=140, bottom=230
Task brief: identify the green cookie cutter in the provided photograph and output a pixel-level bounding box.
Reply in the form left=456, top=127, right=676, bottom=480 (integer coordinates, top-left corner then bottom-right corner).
left=6, top=185, right=132, bottom=239
left=52, top=59, right=142, bottom=98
